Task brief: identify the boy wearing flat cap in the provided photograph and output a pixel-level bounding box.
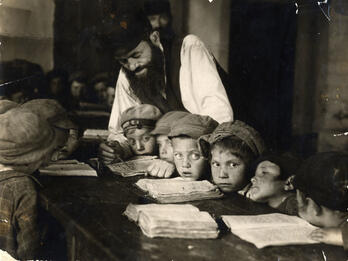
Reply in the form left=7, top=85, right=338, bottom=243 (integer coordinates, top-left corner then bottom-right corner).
left=246, top=153, right=302, bottom=215
left=0, top=100, right=65, bottom=259
left=199, top=120, right=266, bottom=193
left=293, top=152, right=348, bottom=250
left=21, top=99, right=79, bottom=161
left=117, top=104, right=162, bottom=158
left=99, top=7, right=233, bottom=163
left=146, top=111, right=189, bottom=178
left=168, top=114, right=218, bottom=181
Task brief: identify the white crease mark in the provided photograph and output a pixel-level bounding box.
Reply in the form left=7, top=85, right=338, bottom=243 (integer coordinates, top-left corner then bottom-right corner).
left=333, top=132, right=348, bottom=137
left=321, top=250, right=327, bottom=261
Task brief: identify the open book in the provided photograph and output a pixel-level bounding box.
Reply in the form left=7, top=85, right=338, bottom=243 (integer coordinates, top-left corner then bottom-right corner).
left=39, top=160, right=98, bottom=177
left=124, top=203, right=219, bottom=239
left=135, top=178, right=224, bottom=203
left=82, top=129, right=109, bottom=140
left=106, top=156, right=158, bottom=177
left=123, top=203, right=200, bottom=222
left=222, top=213, right=319, bottom=248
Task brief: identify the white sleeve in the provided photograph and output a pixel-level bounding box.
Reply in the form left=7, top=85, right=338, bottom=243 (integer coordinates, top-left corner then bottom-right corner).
left=179, top=35, right=234, bottom=123
left=108, top=70, right=140, bottom=141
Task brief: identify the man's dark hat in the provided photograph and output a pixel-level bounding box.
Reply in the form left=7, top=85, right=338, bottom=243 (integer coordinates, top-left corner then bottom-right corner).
left=144, top=0, right=171, bottom=16
left=293, top=151, right=348, bottom=212
left=99, top=9, right=152, bottom=57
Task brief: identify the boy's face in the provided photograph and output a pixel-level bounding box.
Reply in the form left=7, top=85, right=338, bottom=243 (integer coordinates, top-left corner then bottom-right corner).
left=247, top=161, right=285, bottom=202
left=296, top=190, right=348, bottom=227
left=210, top=148, right=247, bottom=192
left=172, top=137, right=207, bottom=181
left=156, top=134, right=174, bottom=162
left=126, top=128, right=156, bottom=155
left=70, top=80, right=85, bottom=98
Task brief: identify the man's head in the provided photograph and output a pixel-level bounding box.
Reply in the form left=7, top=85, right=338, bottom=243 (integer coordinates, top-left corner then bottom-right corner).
left=293, top=152, right=348, bottom=227
left=247, top=154, right=301, bottom=204
left=168, top=114, right=218, bottom=181
left=199, top=121, right=266, bottom=192
left=100, top=10, right=166, bottom=109
left=151, top=111, right=190, bottom=162
left=143, top=0, right=173, bottom=40
left=120, top=104, right=162, bottom=155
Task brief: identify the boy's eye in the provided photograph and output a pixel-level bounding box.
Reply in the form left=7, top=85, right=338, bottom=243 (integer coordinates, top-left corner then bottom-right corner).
left=190, top=152, right=201, bottom=160
left=228, top=162, right=238, bottom=168
left=174, top=152, right=183, bottom=160
left=143, top=136, right=151, bottom=142
left=211, top=162, right=220, bottom=168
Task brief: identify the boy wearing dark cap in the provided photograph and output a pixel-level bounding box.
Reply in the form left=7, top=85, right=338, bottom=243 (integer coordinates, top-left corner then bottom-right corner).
left=21, top=99, right=79, bottom=161
left=120, top=104, right=162, bottom=156
left=168, top=114, right=218, bottom=181
left=0, top=101, right=67, bottom=259
left=293, top=152, right=348, bottom=250
left=98, top=8, right=233, bottom=163
left=199, top=121, right=266, bottom=193
left=246, top=153, right=302, bottom=215
left=146, top=111, right=189, bottom=178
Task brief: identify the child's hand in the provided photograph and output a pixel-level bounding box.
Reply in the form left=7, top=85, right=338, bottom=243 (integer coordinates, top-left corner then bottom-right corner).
left=98, top=141, right=123, bottom=164
left=147, top=159, right=175, bottom=178
left=310, top=228, right=343, bottom=246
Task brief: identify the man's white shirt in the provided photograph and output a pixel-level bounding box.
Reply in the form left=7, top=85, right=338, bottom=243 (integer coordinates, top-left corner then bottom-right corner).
left=108, top=34, right=233, bottom=141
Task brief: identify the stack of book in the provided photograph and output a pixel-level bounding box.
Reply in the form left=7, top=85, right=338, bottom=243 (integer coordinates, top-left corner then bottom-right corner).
left=124, top=203, right=219, bottom=239
left=222, top=213, right=318, bottom=248
left=135, top=178, right=223, bottom=203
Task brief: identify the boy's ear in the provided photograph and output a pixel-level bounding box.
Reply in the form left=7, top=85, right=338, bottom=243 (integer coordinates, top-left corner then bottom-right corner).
left=149, top=31, right=161, bottom=48
left=284, top=175, right=295, bottom=191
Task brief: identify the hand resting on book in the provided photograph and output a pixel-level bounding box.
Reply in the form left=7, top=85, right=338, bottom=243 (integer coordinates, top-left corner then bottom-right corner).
left=146, top=159, right=175, bottom=178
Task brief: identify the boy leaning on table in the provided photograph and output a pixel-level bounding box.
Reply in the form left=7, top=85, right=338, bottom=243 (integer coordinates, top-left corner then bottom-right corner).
left=167, top=113, right=218, bottom=181
left=147, top=110, right=190, bottom=178
left=99, top=104, right=162, bottom=163
left=293, top=151, right=348, bottom=250
left=0, top=100, right=68, bottom=260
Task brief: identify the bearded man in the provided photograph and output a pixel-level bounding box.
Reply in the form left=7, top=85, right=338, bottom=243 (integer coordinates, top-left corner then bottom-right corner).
left=99, top=9, right=233, bottom=163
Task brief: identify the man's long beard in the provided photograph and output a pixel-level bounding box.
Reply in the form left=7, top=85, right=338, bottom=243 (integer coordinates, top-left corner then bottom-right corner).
left=124, top=42, right=167, bottom=112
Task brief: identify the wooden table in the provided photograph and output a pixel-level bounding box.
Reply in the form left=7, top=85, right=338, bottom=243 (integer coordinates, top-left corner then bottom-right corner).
left=38, top=175, right=347, bottom=261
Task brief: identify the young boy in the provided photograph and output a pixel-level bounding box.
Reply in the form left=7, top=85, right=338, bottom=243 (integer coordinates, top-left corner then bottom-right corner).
left=147, top=111, right=189, bottom=178
left=21, top=99, right=79, bottom=161
left=119, top=104, right=162, bottom=157
left=293, top=151, right=348, bottom=250
left=168, top=114, right=218, bottom=181
left=199, top=120, right=266, bottom=193
left=246, top=153, right=302, bottom=215
left=0, top=101, right=68, bottom=260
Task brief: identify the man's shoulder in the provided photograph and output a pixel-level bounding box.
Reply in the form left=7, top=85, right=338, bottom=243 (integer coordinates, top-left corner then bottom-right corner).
left=181, top=34, right=205, bottom=48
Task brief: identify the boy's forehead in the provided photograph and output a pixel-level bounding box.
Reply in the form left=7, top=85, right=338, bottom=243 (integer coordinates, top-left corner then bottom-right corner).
left=126, top=127, right=153, bottom=137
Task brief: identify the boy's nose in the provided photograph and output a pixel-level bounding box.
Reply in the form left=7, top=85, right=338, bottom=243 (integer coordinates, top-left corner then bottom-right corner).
left=135, top=141, right=144, bottom=151
left=218, top=168, right=229, bottom=178
left=182, top=157, right=191, bottom=168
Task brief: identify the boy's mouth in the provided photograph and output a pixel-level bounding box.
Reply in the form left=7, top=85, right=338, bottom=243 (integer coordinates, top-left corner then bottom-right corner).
left=181, top=171, right=192, bottom=177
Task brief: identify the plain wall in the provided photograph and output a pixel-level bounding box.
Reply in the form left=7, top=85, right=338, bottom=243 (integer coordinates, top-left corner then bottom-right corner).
left=185, top=0, right=230, bottom=71
left=0, top=0, right=54, bottom=71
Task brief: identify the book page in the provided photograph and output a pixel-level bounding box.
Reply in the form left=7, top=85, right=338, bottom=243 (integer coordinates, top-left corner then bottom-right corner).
left=83, top=129, right=109, bottom=139
left=123, top=203, right=199, bottom=222
left=135, top=179, right=218, bottom=196
left=222, top=213, right=314, bottom=230
left=107, top=156, right=157, bottom=177
left=39, top=162, right=97, bottom=177
left=231, top=225, right=318, bottom=248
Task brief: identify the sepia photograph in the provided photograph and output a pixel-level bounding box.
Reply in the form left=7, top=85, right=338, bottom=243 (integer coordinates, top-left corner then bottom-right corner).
left=0, top=0, right=347, bottom=260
